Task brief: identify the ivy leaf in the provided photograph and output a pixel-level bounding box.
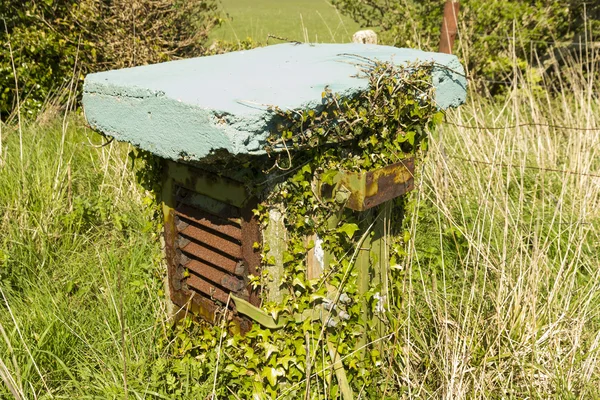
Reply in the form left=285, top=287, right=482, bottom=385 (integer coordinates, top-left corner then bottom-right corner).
left=261, top=342, right=279, bottom=359
left=338, top=223, right=359, bottom=239
left=261, top=366, right=285, bottom=386
left=292, top=277, right=306, bottom=289
left=294, top=340, right=306, bottom=356
left=270, top=309, right=279, bottom=321
left=277, top=355, right=297, bottom=371
left=406, top=130, right=415, bottom=145
left=282, top=251, right=295, bottom=264
left=310, top=293, right=326, bottom=303
left=252, top=381, right=267, bottom=399
left=349, top=357, right=358, bottom=370
left=225, top=364, right=238, bottom=373
left=244, top=346, right=255, bottom=360
left=321, top=169, right=338, bottom=185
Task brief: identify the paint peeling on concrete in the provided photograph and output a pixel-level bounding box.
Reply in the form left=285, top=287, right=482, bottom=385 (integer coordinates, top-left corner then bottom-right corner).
left=83, top=43, right=467, bottom=163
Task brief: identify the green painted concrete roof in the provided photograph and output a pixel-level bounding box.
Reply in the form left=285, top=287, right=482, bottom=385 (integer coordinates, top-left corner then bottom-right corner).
left=83, top=43, right=467, bottom=162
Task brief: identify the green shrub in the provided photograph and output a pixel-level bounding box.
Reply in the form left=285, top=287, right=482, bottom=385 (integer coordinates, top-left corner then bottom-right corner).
left=332, top=0, right=599, bottom=94
left=0, top=0, right=219, bottom=120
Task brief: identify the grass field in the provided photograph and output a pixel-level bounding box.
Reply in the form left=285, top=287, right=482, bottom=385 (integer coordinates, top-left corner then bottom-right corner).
left=209, top=0, right=361, bottom=44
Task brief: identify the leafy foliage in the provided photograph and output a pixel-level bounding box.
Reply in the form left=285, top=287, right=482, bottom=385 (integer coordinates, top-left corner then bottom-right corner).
left=264, top=61, right=440, bottom=171
left=0, top=0, right=220, bottom=119
left=332, top=0, right=599, bottom=94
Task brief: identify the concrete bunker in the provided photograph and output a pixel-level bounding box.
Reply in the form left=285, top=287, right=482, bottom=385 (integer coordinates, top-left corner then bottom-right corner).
left=82, top=43, right=467, bottom=334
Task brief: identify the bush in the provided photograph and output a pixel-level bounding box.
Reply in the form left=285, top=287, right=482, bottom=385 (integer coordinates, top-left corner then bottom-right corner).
left=332, top=0, right=599, bottom=94
left=0, top=0, right=219, bottom=120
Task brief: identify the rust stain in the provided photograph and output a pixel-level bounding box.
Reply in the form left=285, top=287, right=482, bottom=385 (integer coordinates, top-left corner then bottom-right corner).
left=362, top=158, right=414, bottom=210
left=344, top=158, right=415, bottom=211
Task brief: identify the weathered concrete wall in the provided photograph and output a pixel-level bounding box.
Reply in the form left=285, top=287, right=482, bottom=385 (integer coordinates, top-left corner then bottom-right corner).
left=83, top=43, right=467, bottom=163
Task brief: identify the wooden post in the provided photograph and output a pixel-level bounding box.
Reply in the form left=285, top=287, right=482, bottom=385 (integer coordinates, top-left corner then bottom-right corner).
left=439, top=0, right=460, bottom=54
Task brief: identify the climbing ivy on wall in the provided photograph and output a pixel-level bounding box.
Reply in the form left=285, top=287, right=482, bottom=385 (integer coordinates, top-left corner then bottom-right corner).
left=150, top=60, right=442, bottom=398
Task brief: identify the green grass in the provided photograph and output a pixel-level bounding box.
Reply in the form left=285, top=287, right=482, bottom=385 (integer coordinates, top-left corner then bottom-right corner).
left=209, top=0, right=361, bottom=44
left=2, top=76, right=600, bottom=397
left=0, top=114, right=174, bottom=398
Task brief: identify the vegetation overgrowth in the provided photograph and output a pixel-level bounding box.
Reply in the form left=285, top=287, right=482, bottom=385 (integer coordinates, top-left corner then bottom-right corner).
left=1, top=1, right=600, bottom=398
left=333, top=0, right=600, bottom=94
left=1, top=0, right=220, bottom=119
left=191, top=61, right=442, bottom=398
left=2, top=50, right=600, bottom=397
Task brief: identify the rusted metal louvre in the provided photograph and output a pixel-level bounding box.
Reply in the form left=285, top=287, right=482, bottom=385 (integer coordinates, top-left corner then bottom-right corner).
left=162, top=162, right=261, bottom=332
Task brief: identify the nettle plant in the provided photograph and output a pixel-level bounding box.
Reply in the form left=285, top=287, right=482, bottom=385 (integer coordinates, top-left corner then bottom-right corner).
left=161, top=60, right=442, bottom=398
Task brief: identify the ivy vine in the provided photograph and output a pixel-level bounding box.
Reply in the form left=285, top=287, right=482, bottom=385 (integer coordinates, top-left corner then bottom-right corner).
left=156, top=59, right=442, bottom=398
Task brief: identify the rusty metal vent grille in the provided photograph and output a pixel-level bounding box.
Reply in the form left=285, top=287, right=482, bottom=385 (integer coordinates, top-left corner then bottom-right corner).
left=164, top=173, right=261, bottom=330
left=175, top=186, right=249, bottom=302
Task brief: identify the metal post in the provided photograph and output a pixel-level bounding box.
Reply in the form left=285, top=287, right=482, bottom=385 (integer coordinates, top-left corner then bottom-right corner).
left=439, top=0, right=460, bottom=54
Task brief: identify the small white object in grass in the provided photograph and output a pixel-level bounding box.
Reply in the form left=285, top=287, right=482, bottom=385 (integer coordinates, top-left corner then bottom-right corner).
left=325, top=316, right=338, bottom=327
left=338, top=310, right=350, bottom=321
left=352, top=30, right=378, bottom=45
left=323, top=298, right=335, bottom=311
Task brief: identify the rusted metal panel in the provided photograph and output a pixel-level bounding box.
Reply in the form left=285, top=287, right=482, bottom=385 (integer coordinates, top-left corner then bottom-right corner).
left=162, top=161, right=262, bottom=333
left=361, top=158, right=415, bottom=210
left=183, top=258, right=246, bottom=292
left=175, top=207, right=242, bottom=241
left=318, top=158, right=415, bottom=211
left=177, top=218, right=243, bottom=259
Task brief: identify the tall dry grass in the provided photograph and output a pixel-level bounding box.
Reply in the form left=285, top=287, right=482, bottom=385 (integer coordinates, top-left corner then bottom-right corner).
left=391, top=48, right=600, bottom=398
